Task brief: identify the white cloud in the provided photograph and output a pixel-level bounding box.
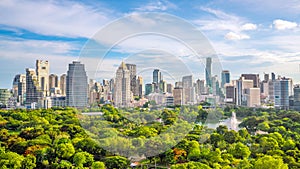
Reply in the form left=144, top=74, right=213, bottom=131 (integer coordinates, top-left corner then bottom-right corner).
left=225, top=32, right=250, bottom=40
left=273, top=19, right=297, bottom=30
left=194, top=8, right=257, bottom=41
left=0, top=0, right=114, bottom=38
left=241, top=23, right=257, bottom=30
left=135, top=0, right=177, bottom=12
left=195, top=7, right=241, bottom=32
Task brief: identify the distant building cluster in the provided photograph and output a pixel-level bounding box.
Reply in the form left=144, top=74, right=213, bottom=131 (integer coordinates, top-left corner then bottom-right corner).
left=4, top=60, right=88, bottom=109
left=1, top=57, right=300, bottom=111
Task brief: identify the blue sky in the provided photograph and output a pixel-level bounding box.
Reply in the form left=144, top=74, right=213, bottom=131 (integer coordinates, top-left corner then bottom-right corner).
left=1, top=0, right=300, bottom=88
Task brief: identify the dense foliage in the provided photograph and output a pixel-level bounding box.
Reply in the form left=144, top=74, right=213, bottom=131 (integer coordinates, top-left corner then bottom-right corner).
left=0, top=105, right=299, bottom=168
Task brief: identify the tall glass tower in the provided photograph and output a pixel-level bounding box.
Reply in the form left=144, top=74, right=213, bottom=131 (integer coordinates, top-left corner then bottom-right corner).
left=205, top=57, right=212, bottom=87
left=221, top=70, right=230, bottom=88
left=66, top=61, right=88, bottom=108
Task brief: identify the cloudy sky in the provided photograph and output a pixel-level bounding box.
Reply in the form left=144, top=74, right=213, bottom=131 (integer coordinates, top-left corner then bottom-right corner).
left=1, top=0, right=300, bottom=88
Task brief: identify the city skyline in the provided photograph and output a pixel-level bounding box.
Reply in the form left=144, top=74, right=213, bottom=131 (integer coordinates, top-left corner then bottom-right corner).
left=2, top=58, right=299, bottom=110
left=1, top=0, right=300, bottom=88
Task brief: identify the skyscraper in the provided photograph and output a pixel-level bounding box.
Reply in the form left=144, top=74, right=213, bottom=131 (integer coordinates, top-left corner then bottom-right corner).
left=167, top=83, right=173, bottom=94
left=245, top=88, right=261, bottom=107
left=60, top=74, right=67, bottom=96
left=241, top=74, right=260, bottom=88
left=137, top=76, right=144, bottom=97
left=211, top=75, right=220, bottom=96
left=173, top=87, right=183, bottom=105
left=66, top=61, right=88, bottom=108
left=271, top=72, right=276, bottom=81
left=221, top=70, right=230, bottom=88
left=12, top=74, right=26, bottom=104
left=114, top=61, right=131, bottom=107
left=196, top=79, right=206, bottom=95
left=205, top=57, right=212, bottom=87
left=153, top=69, right=162, bottom=84
left=145, top=83, right=155, bottom=95
left=182, top=75, right=195, bottom=104
left=236, top=77, right=254, bottom=106
left=36, top=60, right=49, bottom=96
left=273, top=77, right=293, bottom=110
left=0, top=89, right=12, bottom=108
left=25, top=68, right=42, bottom=106
left=293, top=85, right=300, bottom=111
left=49, top=74, right=59, bottom=89
left=126, top=64, right=137, bottom=96
left=225, top=85, right=235, bottom=103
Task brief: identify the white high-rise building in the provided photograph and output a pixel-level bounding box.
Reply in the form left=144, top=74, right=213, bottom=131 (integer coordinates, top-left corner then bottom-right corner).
left=66, top=61, right=88, bottom=108
left=114, top=62, right=131, bottom=107
left=60, top=74, right=67, bottom=96
left=182, top=75, right=196, bottom=104
left=236, top=77, right=254, bottom=106
left=36, top=60, right=49, bottom=97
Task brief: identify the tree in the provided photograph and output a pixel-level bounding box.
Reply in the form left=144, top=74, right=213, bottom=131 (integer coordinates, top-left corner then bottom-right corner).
left=282, top=139, right=296, bottom=151
left=0, top=151, right=24, bottom=168
left=105, top=156, right=130, bottom=169
left=224, top=130, right=239, bottom=144
left=187, top=141, right=200, bottom=161
left=216, top=125, right=228, bottom=135
left=237, top=159, right=252, bottom=169
left=229, top=142, right=251, bottom=159
left=56, top=142, right=75, bottom=159
left=259, top=137, right=279, bottom=153
left=171, top=161, right=211, bottom=169
left=73, top=152, right=94, bottom=167
left=92, top=161, right=105, bottom=169
left=21, top=155, right=36, bottom=169
left=254, top=155, right=288, bottom=169
left=257, top=122, right=270, bottom=131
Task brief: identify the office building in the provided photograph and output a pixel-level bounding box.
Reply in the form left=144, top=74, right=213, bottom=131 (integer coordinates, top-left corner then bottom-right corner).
left=175, top=81, right=183, bottom=88
left=196, top=79, right=206, bottom=95
left=182, top=75, right=195, bottom=104
left=137, top=76, right=144, bottom=97
left=166, top=96, right=174, bottom=106
left=145, top=83, right=155, bottom=95
left=245, top=88, right=261, bottom=107
left=60, top=74, right=67, bottom=96
left=273, top=77, right=293, bottom=110
left=293, top=85, right=300, bottom=111
left=271, top=72, right=276, bottom=81
left=173, top=87, right=183, bottom=105
left=49, top=74, right=59, bottom=89
left=167, top=83, right=173, bottom=94
left=160, top=80, right=167, bottom=93
left=221, top=70, right=230, bottom=88
left=236, top=77, right=254, bottom=106
left=25, top=68, right=42, bottom=107
left=12, top=74, right=26, bottom=104
left=206, top=57, right=212, bottom=87
left=36, top=60, right=49, bottom=96
left=211, top=75, right=220, bottom=96
left=225, top=85, right=235, bottom=103
left=113, top=61, right=131, bottom=107
left=126, top=64, right=138, bottom=96
left=0, top=89, right=12, bottom=108
left=241, top=74, right=260, bottom=88
left=66, top=61, right=88, bottom=108
left=153, top=69, right=162, bottom=84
